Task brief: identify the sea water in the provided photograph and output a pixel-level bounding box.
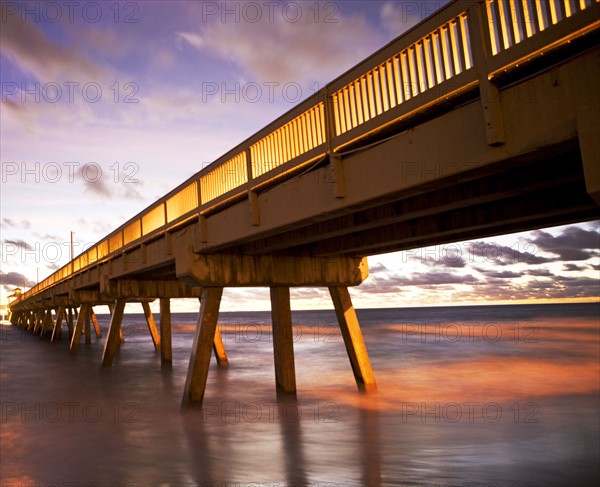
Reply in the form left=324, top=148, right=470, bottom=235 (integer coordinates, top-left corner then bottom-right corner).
left=1, top=303, right=598, bottom=486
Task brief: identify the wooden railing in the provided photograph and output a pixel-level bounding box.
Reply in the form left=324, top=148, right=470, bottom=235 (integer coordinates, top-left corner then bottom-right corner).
left=19, top=0, right=599, bottom=302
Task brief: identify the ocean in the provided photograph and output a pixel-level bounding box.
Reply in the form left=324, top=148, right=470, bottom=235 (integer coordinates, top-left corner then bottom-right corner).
left=1, top=302, right=598, bottom=486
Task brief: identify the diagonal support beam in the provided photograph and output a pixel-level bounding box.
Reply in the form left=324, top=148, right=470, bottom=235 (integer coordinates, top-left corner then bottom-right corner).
left=84, top=307, right=91, bottom=344
left=213, top=325, right=229, bottom=367
left=51, top=306, right=66, bottom=342
left=107, top=303, right=125, bottom=342
left=199, top=294, right=229, bottom=367
left=90, top=308, right=102, bottom=338
left=70, top=304, right=90, bottom=353
left=41, top=309, right=55, bottom=336
left=141, top=301, right=161, bottom=351
left=329, top=287, right=377, bottom=392
left=182, top=287, right=223, bottom=408
left=102, top=299, right=126, bottom=367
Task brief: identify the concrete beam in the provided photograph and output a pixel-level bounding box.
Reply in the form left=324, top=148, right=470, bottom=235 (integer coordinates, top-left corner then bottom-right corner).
left=175, top=247, right=368, bottom=287
left=69, top=289, right=115, bottom=304
left=100, top=278, right=203, bottom=299
left=69, top=288, right=154, bottom=304
left=48, top=296, right=75, bottom=307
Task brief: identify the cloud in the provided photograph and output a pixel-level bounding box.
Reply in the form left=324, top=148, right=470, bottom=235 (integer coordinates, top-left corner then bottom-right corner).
left=75, top=25, right=136, bottom=60
left=379, top=0, right=437, bottom=38
left=527, top=269, right=555, bottom=277
left=81, top=177, right=112, bottom=198
left=2, top=239, right=32, bottom=250
left=122, top=184, right=143, bottom=201
left=182, top=3, right=383, bottom=85
left=33, top=233, right=61, bottom=241
left=468, top=241, right=550, bottom=266
left=477, top=270, right=522, bottom=279
left=528, top=226, right=600, bottom=261
left=76, top=165, right=144, bottom=202
left=0, top=7, right=104, bottom=83
left=563, top=263, right=586, bottom=272
left=395, top=272, right=478, bottom=286
left=1, top=218, right=31, bottom=229
left=0, top=271, right=35, bottom=288
left=416, top=253, right=466, bottom=268
left=369, top=262, right=389, bottom=273
left=358, top=274, right=403, bottom=294
left=176, top=31, right=204, bottom=49
left=290, top=288, right=328, bottom=300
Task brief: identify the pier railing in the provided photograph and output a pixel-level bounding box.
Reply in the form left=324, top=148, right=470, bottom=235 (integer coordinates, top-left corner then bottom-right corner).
left=19, top=0, right=600, bottom=302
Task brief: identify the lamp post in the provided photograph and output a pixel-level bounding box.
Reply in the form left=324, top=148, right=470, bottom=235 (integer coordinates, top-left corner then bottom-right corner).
left=70, top=231, right=74, bottom=261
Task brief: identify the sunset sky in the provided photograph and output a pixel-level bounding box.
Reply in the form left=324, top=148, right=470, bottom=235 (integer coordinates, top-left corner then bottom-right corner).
left=1, top=0, right=598, bottom=311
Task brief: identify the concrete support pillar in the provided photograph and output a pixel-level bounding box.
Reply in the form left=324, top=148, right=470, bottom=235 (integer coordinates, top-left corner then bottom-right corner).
left=160, top=298, right=172, bottom=367
left=66, top=308, right=74, bottom=338
left=270, top=287, right=297, bottom=396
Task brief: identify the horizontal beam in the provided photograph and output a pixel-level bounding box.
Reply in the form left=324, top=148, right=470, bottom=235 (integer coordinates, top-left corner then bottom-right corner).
left=69, top=289, right=154, bottom=305
left=100, top=279, right=203, bottom=299
left=175, top=247, right=368, bottom=287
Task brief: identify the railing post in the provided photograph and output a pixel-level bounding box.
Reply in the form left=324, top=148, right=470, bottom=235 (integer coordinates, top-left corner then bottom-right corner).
left=323, top=88, right=336, bottom=155
left=246, top=148, right=260, bottom=226
left=323, top=88, right=346, bottom=198
left=467, top=0, right=506, bottom=146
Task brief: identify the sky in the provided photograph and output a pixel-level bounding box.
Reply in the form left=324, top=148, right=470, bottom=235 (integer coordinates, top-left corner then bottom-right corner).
left=0, top=0, right=598, bottom=312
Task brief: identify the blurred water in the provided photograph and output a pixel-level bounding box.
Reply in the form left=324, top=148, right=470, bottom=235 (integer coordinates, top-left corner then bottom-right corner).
left=1, top=303, right=598, bottom=486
